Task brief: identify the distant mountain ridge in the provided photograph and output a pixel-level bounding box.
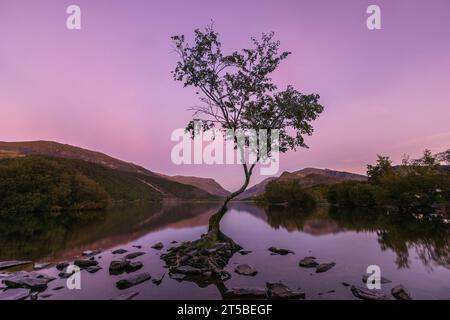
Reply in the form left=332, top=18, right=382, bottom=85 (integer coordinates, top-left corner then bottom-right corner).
left=162, top=175, right=230, bottom=197
left=0, top=141, right=222, bottom=199
left=237, top=167, right=367, bottom=200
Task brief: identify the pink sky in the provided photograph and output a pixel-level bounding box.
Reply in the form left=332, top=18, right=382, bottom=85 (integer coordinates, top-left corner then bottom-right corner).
left=1, top=0, right=450, bottom=191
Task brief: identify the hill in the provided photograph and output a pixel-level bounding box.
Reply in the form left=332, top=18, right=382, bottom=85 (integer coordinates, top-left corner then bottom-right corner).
left=0, top=156, right=217, bottom=215
left=161, top=175, right=230, bottom=197
left=237, top=168, right=367, bottom=200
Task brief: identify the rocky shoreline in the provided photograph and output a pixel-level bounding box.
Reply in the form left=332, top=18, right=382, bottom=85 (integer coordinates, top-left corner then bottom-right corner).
left=0, top=238, right=413, bottom=300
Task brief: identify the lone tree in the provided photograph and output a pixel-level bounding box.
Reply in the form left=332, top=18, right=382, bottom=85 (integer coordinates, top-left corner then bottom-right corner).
left=172, top=25, right=324, bottom=241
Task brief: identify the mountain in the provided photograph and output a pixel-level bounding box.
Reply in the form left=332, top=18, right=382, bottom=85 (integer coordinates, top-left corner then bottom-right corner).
left=237, top=168, right=367, bottom=200
left=0, top=141, right=218, bottom=201
left=0, top=141, right=156, bottom=176
left=162, top=175, right=230, bottom=197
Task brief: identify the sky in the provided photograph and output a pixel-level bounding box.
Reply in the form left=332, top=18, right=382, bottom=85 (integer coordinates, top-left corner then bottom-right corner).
left=1, top=0, right=450, bottom=191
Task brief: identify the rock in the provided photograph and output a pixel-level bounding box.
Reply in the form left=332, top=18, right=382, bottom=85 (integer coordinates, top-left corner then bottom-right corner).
left=86, top=265, right=102, bottom=274
left=391, top=285, right=412, bottom=300
left=82, top=250, right=101, bottom=257
left=33, top=262, right=51, bottom=270
left=169, top=273, right=185, bottom=281
left=132, top=245, right=142, bottom=249
left=342, top=282, right=351, bottom=287
left=74, top=259, right=98, bottom=269
left=170, top=241, right=178, bottom=244
left=125, top=252, right=145, bottom=260
left=0, top=288, right=30, bottom=300
left=0, top=260, right=32, bottom=270
left=151, top=242, right=164, bottom=250
left=234, top=264, right=258, bottom=276
left=112, top=291, right=139, bottom=300
left=58, top=269, right=75, bottom=279
left=362, top=274, right=392, bottom=284
left=53, top=286, right=64, bottom=291
left=239, top=250, right=252, bottom=255
left=266, top=282, right=305, bottom=300
left=112, top=249, right=128, bottom=255
left=116, top=273, right=151, bottom=290
left=3, top=272, right=48, bottom=291
left=152, top=273, right=165, bottom=285
left=299, top=256, right=319, bottom=268
left=173, top=265, right=202, bottom=275
left=224, top=288, right=267, bottom=299
left=351, top=286, right=386, bottom=300
left=268, top=247, right=294, bottom=255
left=40, top=293, right=53, bottom=298
left=109, top=260, right=142, bottom=275
left=316, top=262, right=336, bottom=273
left=56, top=262, right=69, bottom=271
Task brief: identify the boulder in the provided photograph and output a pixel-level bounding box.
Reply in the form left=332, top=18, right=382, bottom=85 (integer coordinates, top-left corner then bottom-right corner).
left=125, top=252, right=145, bottom=260
left=82, top=250, right=101, bottom=257
left=316, top=262, right=336, bottom=273
left=86, top=265, right=102, bottom=274
left=268, top=247, right=294, bottom=255
left=112, top=249, right=128, bottom=255
left=351, top=286, right=386, bottom=300
left=116, top=273, right=151, bottom=290
left=3, top=272, right=48, bottom=291
left=266, top=282, right=305, bottom=300
left=234, top=264, right=258, bottom=276
left=74, top=259, right=98, bottom=269
left=56, top=262, right=69, bottom=271
left=151, top=242, right=164, bottom=250
left=0, top=288, right=30, bottom=300
left=391, top=285, right=412, bottom=300
left=173, top=265, right=202, bottom=275
left=299, top=257, right=319, bottom=268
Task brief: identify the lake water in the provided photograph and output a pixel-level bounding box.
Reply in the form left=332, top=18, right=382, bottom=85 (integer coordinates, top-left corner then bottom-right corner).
left=1, top=201, right=449, bottom=300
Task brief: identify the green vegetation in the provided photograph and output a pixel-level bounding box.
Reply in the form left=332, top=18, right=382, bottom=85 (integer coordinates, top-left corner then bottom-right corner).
left=0, top=156, right=217, bottom=216
left=326, top=150, right=450, bottom=213
left=261, top=180, right=317, bottom=209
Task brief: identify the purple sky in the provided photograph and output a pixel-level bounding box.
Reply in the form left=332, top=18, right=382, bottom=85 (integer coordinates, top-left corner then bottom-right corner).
left=1, top=0, right=450, bottom=190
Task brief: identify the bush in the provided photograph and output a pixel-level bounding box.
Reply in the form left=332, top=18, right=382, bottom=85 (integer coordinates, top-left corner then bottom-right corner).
left=264, top=180, right=316, bottom=209
left=327, top=182, right=379, bottom=208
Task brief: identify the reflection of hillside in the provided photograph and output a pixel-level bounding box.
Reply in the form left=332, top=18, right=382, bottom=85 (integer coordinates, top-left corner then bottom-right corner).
left=263, top=205, right=344, bottom=235
left=0, top=201, right=220, bottom=262
left=329, top=208, right=450, bottom=270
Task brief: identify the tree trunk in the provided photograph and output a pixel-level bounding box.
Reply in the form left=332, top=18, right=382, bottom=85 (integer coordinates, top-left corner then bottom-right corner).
left=207, top=163, right=254, bottom=242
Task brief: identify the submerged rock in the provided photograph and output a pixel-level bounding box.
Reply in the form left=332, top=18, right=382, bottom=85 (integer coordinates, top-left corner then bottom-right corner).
left=239, top=250, right=252, bottom=255
left=152, top=273, right=165, bottom=285
left=0, top=260, right=32, bottom=270
left=351, top=286, right=386, bottom=300
left=116, top=273, right=151, bottom=290
left=112, top=249, right=128, bottom=255
left=0, top=288, right=30, bottom=300
left=316, top=262, right=336, bottom=273
left=299, top=257, right=319, bottom=268
left=74, top=259, right=98, bottom=269
left=151, top=242, right=164, bottom=250
left=112, top=291, right=139, bottom=300
left=391, top=285, right=412, bottom=300
left=56, top=262, right=69, bottom=271
left=3, top=272, right=49, bottom=291
left=109, top=260, right=142, bottom=275
left=362, top=274, right=392, bottom=284
left=268, top=247, right=294, bottom=255
left=266, top=282, right=305, bottom=300
left=86, top=265, right=102, bottom=274
left=33, top=262, right=51, bottom=271
left=125, top=252, right=145, bottom=260
left=132, top=245, right=142, bottom=249
left=173, top=265, right=203, bottom=275
left=224, top=288, right=267, bottom=299
left=234, top=264, right=258, bottom=276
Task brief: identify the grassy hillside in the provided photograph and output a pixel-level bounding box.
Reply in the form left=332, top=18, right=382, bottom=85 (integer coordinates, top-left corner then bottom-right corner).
left=0, top=156, right=216, bottom=216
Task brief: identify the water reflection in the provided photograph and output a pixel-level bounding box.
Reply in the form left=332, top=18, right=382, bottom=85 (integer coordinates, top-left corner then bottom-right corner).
left=1, top=202, right=449, bottom=272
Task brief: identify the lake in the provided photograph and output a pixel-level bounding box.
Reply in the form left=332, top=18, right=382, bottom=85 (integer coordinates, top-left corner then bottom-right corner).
left=1, top=201, right=449, bottom=300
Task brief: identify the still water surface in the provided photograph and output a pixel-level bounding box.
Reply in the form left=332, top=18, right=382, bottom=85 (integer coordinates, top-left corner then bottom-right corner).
left=1, top=201, right=449, bottom=299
